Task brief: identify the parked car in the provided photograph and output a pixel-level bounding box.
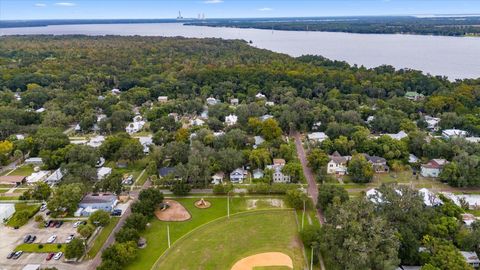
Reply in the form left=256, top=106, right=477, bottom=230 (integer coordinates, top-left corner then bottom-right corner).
left=55, top=221, right=63, bottom=228
left=27, top=235, right=36, bottom=244
left=45, top=210, right=51, bottom=216
left=49, top=221, right=57, bottom=228
left=6, top=252, right=15, bottom=259
left=23, top=235, right=31, bottom=243
left=65, top=234, right=74, bottom=243
left=46, top=252, right=55, bottom=261
left=73, top=221, right=82, bottom=228
left=12, top=251, right=23, bottom=259
left=53, top=252, right=63, bottom=260
left=40, top=204, right=47, bottom=212
left=111, top=209, right=122, bottom=216
left=44, top=220, right=52, bottom=228
left=46, top=235, right=57, bottom=243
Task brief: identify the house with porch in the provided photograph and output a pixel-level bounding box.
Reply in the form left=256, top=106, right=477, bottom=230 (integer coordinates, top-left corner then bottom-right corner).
left=421, top=159, right=448, bottom=178
left=230, top=168, right=248, bottom=183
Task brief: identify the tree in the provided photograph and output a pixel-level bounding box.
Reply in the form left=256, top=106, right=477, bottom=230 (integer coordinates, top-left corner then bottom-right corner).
left=285, top=189, right=309, bottom=209
left=99, top=171, right=123, bottom=194
left=317, top=185, right=349, bottom=211
left=115, top=227, right=140, bottom=243
left=348, top=154, right=374, bottom=183
left=47, top=183, right=84, bottom=216
left=101, top=241, right=137, bottom=267
left=124, top=213, right=148, bottom=231
left=88, top=210, right=110, bottom=227
left=77, top=223, right=95, bottom=239
left=65, top=238, right=85, bottom=259
left=171, top=181, right=191, bottom=196
left=421, top=236, right=473, bottom=270
left=248, top=148, right=271, bottom=169
left=321, top=198, right=400, bottom=270
left=261, top=118, right=282, bottom=140
left=307, top=149, right=329, bottom=173
left=30, top=182, right=51, bottom=201
left=138, top=188, right=164, bottom=206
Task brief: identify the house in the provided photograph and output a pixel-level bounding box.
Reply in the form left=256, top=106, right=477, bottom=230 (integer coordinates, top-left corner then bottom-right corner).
left=211, top=172, right=224, bottom=184
left=26, top=171, right=49, bottom=185
left=421, top=159, right=448, bottom=178
left=111, top=88, right=121, bottom=95
left=267, top=159, right=290, bottom=183
left=265, top=101, right=275, bottom=106
left=443, top=193, right=480, bottom=210
left=424, top=116, right=440, bottom=131
left=24, top=157, right=43, bottom=165
left=442, top=129, right=467, bottom=139
left=307, top=132, right=328, bottom=143
left=366, top=188, right=384, bottom=204
left=14, top=93, right=21, bottom=101
left=461, top=251, right=480, bottom=268
left=364, top=154, right=389, bottom=173
left=404, top=91, right=425, bottom=101
left=77, top=193, right=118, bottom=217
left=206, top=97, right=219, bottom=106
left=461, top=213, right=477, bottom=227
left=87, top=135, right=105, bottom=148
left=366, top=116, right=375, bottom=124
left=190, top=118, right=205, bottom=127
left=45, top=168, right=64, bottom=185
left=386, top=130, right=408, bottom=140
left=136, top=135, right=153, bottom=154
left=35, top=107, right=46, bottom=113
left=225, top=114, right=238, bottom=126
left=255, top=93, right=266, bottom=99
left=466, top=137, right=480, bottom=143
left=0, top=175, right=25, bottom=186
left=254, top=136, right=265, bottom=149
left=15, top=134, right=25, bottom=140
left=126, top=116, right=146, bottom=134
left=408, top=154, right=419, bottom=164
left=158, top=167, right=177, bottom=179
left=252, top=169, right=264, bottom=179
left=312, top=121, right=322, bottom=130
left=157, top=96, right=168, bottom=103
left=213, top=131, right=225, bottom=137
left=327, top=151, right=349, bottom=175
left=0, top=203, right=15, bottom=223
left=230, top=98, right=239, bottom=106
left=418, top=188, right=442, bottom=207
left=230, top=168, right=248, bottom=183
left=97, top=167, right=112, bottom=180
left=260, top=114, right=273, bottom=122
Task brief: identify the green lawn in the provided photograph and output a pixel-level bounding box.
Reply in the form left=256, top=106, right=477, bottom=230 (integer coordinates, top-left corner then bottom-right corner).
left=15, top=243, right=65, bottom=253
left=135, top=171, right=149, bottom=187
left=154, top=210, right=305, bottom=270
left=0, top=195, right=19, bottom=200
left=8, top=165, right=34, bottom=176
left=86, top=217, right=120, bottom=259
left=6, top=203, right=40, bottom=227
left=125, top=197, right=290, bottom=270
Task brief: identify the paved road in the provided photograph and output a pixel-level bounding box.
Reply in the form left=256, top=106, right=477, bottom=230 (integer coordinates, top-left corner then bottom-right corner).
left=88, top=179, right=151, bottom=270
left=293, top=132, right=324, bottom=225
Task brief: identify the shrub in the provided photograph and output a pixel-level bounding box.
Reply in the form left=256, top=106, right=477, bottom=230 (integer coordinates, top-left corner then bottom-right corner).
left=212, top=184, right=233, bottom=195
left=88, top=210, right=110, bottom=227
left=170, top=182, right=191, bottom=196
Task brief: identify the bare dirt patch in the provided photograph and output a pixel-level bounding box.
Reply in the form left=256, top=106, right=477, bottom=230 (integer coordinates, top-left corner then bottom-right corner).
left=231, top=252, right=293, bottom=270
left=155, top=200, right=191, bottom=221
left=246, top=199, right=284, bottom=210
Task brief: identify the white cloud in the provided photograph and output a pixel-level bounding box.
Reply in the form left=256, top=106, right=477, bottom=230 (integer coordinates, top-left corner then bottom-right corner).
left=35, top=3, right=47, bottom=7
left=55, top=2, right=76, bottom=6
left=258, top=7, right=272, bottom=11
left=203, top=0, right=223, bottom=4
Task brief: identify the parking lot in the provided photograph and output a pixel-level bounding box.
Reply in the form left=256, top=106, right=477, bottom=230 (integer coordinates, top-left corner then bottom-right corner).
left=0, top=218, right=87, bottom=270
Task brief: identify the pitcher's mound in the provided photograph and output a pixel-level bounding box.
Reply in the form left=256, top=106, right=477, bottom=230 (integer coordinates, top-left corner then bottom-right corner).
left=231, top=252, right=293, bottom=270
left=155, top=200, right=191, bottom=221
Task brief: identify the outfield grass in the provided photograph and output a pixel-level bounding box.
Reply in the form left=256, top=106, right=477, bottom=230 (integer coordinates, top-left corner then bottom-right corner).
left=125, top=197, right=289, bottom=270
left=154, top=210, right=305, bottom=270
left=86, top=217, right=120, bottom=259
left=15, top=243, right=65, bottom=253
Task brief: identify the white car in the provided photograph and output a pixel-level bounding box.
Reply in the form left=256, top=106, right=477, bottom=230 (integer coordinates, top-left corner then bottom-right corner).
left=65, top=234, right=74, bottom=243
left=46, top=235, right=57, bottom=243
left=73, top=221, right=82, bottom=228
left=40, top=205, right=47, bottom=212
left=53, top=252, right=63, bottom=260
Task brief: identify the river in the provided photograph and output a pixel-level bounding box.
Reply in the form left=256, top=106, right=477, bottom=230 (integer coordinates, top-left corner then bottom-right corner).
left=1, top=23, right=479, bottom=79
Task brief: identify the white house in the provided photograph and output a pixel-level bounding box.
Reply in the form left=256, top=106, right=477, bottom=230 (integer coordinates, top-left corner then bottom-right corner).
left=211, top=172, right=224, bottom=184
left=24, top=157, right=43, bottom=165
left=111, top=88, right=121, bottom=95
left=125, top=117, right=146, bottom=134
left=466, top=137, right=480, bottom=143
left=366, top=188, right=383, bottom=204
left=26, top=171, right=50, bottom=185
left=461, top=251, right=480, bottom=268
left=418, top=188, right=442, bottom=207
left=265, top=101, right=275, bottom=106
left=190, top=118, right=205, bottom=127
left=225, top=114, right=238, bottom=126
left=408, top=154, right=419, bottom=164
left=366, top=116, right=375, bottom=124
left=421, top=159, right=448, bottom=178
left=157, top=96, right=168, bottom=103
left=254, top=136, right=265, bottom=149
left=327, top=152, right=349, bottom=175
left=35, top=107, right=45, bottom=113
left=260, top=114, right=273, bottom=122
left=87, top=135, right=105, bottom=148
left=97, top=167, right=112, bottom=180
left=386, top=130, right=408, bottom=140
left=45, top=168, right=64, bottom=185
left=424, top=116, right=440, bottom=131
left=0, top=204, right=15, bottom=223
left=461, top=213, right=477, bottom=227
left=230, top=98, right=239, bottom=106
left=255, top=93, right=266, bottom=99
left=307, top=132, right=328, bottom=143
left=15, top=134, right=25, bottom=140
left=230, top=168, right=248, bottom=183
left=266, top=159, right=290, bottom=183
left=442, top=129, right=467, bottom=139
left=206, top=97, right=219, bottom=106
left=136, top=135, right=153, bottom=154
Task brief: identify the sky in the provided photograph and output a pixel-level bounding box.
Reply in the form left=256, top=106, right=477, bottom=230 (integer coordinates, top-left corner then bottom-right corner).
left=1, top=0, right=479, bottom=20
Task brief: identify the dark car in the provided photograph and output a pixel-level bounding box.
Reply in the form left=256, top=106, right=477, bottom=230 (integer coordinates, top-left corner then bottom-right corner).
left=50, top=221, right=57, bottom=228
left=55, top=221, right=63, bottom=228
left=23, top=235, right=31, bottom=243
left=12, top=251, right=23, bottom=259
left=27, top=235, right=36, bottom=243
left=111, top=209, right=122, bottom=216
left=46, top=252, right=55, bottom=261
left=44, top=220, right=52, bottom=228
left=45, top=210, right=51, bottom=216
left=6, top=252, right=15, bottom=259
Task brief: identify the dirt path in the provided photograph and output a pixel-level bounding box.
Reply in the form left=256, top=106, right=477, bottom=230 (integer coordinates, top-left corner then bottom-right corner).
left=231, top=252, right=293, bottom=270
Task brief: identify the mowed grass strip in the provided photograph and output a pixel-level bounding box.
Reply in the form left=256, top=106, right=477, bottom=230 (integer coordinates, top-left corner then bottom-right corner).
left=15, top=243, right=65, bottom=253
left=86, top=217, right=120, bottom=259
left=154, top=210, right=304, bottom=270
left=125, top=197, right=287, bottom=270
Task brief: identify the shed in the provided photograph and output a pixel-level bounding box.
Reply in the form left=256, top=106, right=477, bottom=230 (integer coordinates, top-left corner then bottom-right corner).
left=0, top=175, right=26, bottom=186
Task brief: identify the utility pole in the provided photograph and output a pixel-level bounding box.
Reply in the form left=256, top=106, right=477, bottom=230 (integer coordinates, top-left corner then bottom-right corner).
left=310, top=246, right=314, bottom=270
left=167, top=225, right=171, bottom=248
left=227, top=192, right=230, bottom=218
left=302, top=199, right=306, bottom=229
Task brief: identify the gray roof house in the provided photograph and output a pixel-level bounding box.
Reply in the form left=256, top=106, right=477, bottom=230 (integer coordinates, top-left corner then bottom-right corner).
left=230, top=168, right=248, bottom=183
left=77, top=193, right=118, bottom=217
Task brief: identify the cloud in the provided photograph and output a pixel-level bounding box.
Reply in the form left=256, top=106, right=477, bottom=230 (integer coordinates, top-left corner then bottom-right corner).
left=258, top=7, right=272, bottom=11
left=55, top=2, right=76, bottom=6
left=34, top=3, right=47, bottom=7
left=203, top=0, right=223, bottom=4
